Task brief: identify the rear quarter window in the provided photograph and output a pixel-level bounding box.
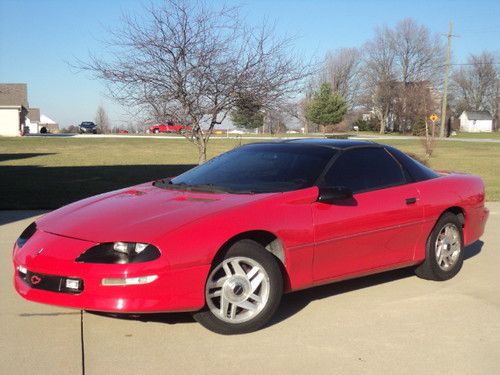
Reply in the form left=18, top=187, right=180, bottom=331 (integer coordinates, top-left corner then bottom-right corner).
left=385, top=146, right=440, bottom=182
left=322, top=147, right=406, bottom=193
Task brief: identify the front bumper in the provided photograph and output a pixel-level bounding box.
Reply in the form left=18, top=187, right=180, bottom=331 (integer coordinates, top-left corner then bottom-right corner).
left=13, top=230, right=210, bottom=313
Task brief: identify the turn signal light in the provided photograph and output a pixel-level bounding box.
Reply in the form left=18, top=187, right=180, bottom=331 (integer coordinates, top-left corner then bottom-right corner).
left=101, top=275, right=158, bottom=286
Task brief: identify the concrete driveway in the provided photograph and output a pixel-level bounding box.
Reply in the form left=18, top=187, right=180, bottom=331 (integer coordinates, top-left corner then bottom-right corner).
left=1, top=205, right=499, bottom=375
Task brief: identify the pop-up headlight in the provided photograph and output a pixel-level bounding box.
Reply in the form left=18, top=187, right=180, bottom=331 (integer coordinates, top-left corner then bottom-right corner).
left=75, top=242, right=160, bottom=264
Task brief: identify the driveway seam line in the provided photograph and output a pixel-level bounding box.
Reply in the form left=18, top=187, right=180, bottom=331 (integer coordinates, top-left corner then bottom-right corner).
left=80, top=310, right=86, bottom=375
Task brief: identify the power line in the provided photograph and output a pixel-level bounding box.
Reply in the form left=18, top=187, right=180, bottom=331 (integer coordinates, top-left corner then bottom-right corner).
left=449, top=62, right=500, bottom=66
left=457, top=27, right=500, bottom=34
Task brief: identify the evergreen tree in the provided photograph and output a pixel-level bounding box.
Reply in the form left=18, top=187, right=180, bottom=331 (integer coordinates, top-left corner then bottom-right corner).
left=230, top=94, right=264, bottom=130
left=305, top=83, right=347, bottom=127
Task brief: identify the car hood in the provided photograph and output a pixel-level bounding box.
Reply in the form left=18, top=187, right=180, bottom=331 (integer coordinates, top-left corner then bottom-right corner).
left=37, top=183, right=277, bottom=243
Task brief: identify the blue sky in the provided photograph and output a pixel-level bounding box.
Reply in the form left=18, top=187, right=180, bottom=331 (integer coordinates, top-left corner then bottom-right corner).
left=1, top=0, right=499, bottom=128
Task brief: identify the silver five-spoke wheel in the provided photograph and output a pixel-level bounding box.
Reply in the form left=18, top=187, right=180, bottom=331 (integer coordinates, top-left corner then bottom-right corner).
left=416, top=212, right=464, bottom=281
left=193, top=239, right=283, bottom=334
left=435, top=223, right=461, bottom=271
left=206, top=257, right=270, bottom=324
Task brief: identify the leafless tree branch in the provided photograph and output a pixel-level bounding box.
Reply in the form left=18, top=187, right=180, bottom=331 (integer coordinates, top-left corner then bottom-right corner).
left=78, top=0, right=312, bottom=162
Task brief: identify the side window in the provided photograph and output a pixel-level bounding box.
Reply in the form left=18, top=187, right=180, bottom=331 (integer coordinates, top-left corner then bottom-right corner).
left=322, top=148, right=405, bottom=193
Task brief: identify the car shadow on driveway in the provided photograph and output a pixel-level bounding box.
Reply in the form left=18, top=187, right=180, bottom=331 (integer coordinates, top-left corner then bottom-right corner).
left=87, top=311, right=196, bottom=325
left=0, top=210, right=47, bottom=226
left=86, top=241, right=483, bottom=328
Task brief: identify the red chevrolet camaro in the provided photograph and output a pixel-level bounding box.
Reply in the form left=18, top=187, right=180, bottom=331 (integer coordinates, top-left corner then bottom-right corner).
left=13, top=140, right=488, bottom=334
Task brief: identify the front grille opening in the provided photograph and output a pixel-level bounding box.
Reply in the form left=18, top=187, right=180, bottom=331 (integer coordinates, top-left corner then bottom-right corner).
left=19, top=269, right=84, bottom=294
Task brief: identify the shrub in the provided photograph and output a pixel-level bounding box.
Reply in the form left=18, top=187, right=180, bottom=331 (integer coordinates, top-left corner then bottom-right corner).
left=412, top=118, right=427, bottom=136
left=352, top=117, right=379, bottom=132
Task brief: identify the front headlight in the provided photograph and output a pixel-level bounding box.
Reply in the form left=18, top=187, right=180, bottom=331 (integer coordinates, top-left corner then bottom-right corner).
left=75, top=242, right=161, bottom=264
left=16, top=222, right=37, bottom=248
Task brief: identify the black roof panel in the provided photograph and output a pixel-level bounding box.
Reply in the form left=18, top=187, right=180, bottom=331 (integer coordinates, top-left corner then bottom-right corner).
left=286, top=138, right=376, bottom=149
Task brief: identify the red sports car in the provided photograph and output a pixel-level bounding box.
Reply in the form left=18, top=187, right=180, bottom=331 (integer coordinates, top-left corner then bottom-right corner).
left=13, top=140, right=488, bottom=334
left=149, top=122, right=192, bottom=134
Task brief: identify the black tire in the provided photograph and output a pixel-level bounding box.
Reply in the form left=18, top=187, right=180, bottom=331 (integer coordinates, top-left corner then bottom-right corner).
left=415, top=212, right=464, bottom=281
left=193, top=240, right=283, bottom=334
left=154, top=129, right=160, bottom=134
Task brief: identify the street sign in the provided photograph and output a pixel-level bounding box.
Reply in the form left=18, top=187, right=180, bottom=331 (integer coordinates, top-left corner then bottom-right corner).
left=429, top=114, right=438, bottom=123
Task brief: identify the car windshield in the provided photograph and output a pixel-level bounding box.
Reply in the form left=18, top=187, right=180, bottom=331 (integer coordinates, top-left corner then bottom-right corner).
left=81, top=122, right=95, bottom=127
left=156, top=143, right=337, bottom=194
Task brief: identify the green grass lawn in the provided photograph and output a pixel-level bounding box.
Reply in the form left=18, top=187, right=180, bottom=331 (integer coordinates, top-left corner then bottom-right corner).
left=379, top=139, right=500, bottom=201
left=0, top=136, right=498, bottom=209
left=451, top=132, right=500, bottom=139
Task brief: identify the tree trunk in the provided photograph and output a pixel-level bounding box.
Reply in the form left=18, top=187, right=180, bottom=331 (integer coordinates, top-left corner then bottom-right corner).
left=197, top=142, right=207, bottom=164
left=192, top=125, right=208, bottom=164
left=379, top=114, right=385, bottom=134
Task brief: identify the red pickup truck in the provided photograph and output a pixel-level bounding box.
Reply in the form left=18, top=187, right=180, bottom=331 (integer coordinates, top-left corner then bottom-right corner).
left=149, top=122, right=192, bottom=134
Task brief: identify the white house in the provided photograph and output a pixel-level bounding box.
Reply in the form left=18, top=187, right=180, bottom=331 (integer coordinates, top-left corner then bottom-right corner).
left=26, top=107, right=40, bottom=133
left=0, top=83, right=58, bottom=135
left=0, top=83, right=29, bottom=136
left=39, top=114, right=59, bottom=133
left=459, top=111, right=493, bottom=132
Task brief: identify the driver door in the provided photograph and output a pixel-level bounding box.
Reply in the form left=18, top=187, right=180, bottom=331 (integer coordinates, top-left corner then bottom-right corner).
left=312, top=147, right=424, bottom=282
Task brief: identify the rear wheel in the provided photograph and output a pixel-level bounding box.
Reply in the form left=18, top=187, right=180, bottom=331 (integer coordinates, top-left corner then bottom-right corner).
left=415, top=212, right=464, bottom=281
left=154, top=128, right=160, bottom=134
left=193, top=240, right=283, bottom=334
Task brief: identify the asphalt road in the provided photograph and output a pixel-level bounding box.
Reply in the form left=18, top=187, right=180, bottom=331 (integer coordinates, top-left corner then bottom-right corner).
left=1, top=206, right=499, bottom=375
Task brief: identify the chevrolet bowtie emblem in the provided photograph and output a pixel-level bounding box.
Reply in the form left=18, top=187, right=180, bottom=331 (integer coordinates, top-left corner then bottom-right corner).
left=31, top=275, right=42, bottom=285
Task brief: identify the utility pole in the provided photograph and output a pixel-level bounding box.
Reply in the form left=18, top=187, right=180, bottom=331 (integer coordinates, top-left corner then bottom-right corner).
left=440, top=21, right=455, bottom=138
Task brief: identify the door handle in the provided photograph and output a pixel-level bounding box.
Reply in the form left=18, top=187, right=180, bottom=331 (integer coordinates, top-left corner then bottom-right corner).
left=405, top=197, right=417, bottom=205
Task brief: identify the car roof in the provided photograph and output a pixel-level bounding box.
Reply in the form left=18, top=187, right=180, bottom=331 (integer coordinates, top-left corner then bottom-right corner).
left=286, top=138, right=377, bottom=149
left=242, top=138, right=378, bottom=150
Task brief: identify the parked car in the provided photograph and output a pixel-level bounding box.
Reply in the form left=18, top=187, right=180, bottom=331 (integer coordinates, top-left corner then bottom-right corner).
left=149, top=122, right=192, bottom=134
left=13, top=140, right=488, bottom=334
left=79, top=122, right=97, bottom=134
left=227, top=129, right=246, bottom=135
left=118, top=129, right=129, bottom=134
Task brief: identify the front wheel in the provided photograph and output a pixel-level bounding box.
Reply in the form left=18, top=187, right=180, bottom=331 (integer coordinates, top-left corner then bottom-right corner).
left=415, top=212, right=464, bottom=281
left=193, top=240, right=283, bottom=334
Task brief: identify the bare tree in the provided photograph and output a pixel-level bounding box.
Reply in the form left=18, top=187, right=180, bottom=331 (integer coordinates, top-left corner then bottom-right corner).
left=390, top=19, right=444, bottom=132
left=362, top=19, right=444, bottom=133
left=362, top=25, right=396, bottom=133
left=319, top=48, right=362, bottom=110
left=450, top=51, right=499, bottom=120
left=94, top=105, right=111, bottom=133
left=80, top=0, right=311, bottom=163
left=391, top=19, right=443, bottom=84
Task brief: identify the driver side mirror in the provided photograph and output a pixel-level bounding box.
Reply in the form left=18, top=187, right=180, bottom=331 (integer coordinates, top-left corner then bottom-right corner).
left=317, top=186, right=353, bottom=203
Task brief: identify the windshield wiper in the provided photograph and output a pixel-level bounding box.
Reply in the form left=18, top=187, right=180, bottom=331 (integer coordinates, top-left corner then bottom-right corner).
left=154, top=180, right=254, bottom=194
left=185, top=183, right=228, bottom=193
